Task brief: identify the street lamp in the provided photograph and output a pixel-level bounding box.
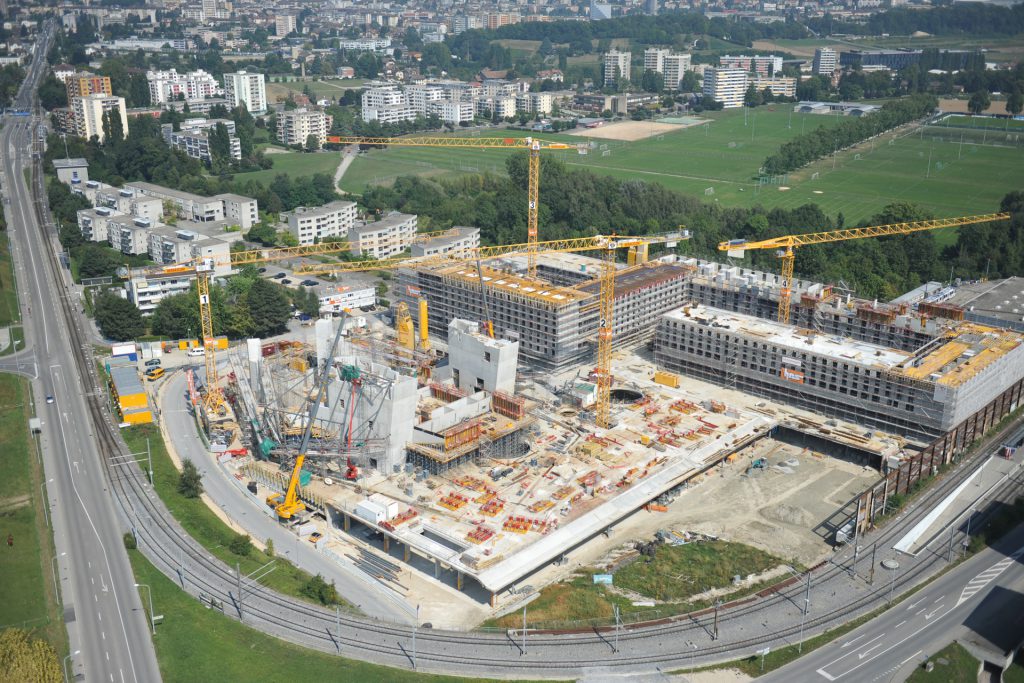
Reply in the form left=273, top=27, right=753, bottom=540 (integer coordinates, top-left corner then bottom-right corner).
left=783, top=566, right=812, bottom=653
left=63, top=649, right=80, bottom=683
left=882, top=558, right=900, bottom=606
left=134, top=583, right=156, bottom=635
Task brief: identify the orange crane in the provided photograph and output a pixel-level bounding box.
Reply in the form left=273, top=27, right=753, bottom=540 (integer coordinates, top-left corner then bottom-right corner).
left=718, top=213, right=1009, bottom=325
left=325, top=135, right=582, bottom=277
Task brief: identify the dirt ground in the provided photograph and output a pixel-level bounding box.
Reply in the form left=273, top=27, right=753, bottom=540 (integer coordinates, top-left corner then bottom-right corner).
left=665, top=437, right=879, bottom=566
left=568, top=120, right=690, bottom=142
left=938, top=98, right=1012, bottom=116
left=751, top=39, right=819, bottom=57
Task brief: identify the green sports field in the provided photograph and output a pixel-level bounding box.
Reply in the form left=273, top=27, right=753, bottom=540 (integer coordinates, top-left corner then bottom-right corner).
left=339, top=108, right=1024, bottom=225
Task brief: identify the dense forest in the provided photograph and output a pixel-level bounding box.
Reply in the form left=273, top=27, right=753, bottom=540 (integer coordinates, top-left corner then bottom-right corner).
left=763, top=94, right=937, bottom=174
left=822, top=3, right=1024, bottom=37
left=364, top=155, right=1021, bottom=302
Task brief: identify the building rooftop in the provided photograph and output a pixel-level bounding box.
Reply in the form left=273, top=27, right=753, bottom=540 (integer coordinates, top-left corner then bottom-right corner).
left=351, top=211, right=416, bottom=235
left=435, top=262, right=593, bottom=305
left=577, top=261, right=693, bottom=297
left=415, top=226, right=478, bottom=250
left=285, top=200, right=356, bottom=219
left=666, top=305, right=911, bottom=369
left=944, top=277, right=1024, bottom=326
left=896, top=322, right=1023, bottom=388
left=53, top=158, right=89, bottom=169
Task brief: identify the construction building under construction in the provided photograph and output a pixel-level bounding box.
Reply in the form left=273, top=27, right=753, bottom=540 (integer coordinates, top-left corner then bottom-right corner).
left=396, top=259, right=694, bottom=370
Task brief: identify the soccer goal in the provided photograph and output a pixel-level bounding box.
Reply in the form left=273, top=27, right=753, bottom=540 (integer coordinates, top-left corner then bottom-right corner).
left=704, top=187, right=715, bottom=196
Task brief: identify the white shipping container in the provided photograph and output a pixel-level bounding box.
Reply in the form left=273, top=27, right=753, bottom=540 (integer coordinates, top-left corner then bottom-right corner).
left=354, top=499, right=388, bottom=525
left=112, top=342, right=137, bottom=357
left=296, top=522, right=317, bottom=537
left=369, top=493, right=398, bottom=520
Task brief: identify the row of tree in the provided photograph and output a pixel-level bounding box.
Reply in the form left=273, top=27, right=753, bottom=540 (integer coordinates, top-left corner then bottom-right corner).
left=762, top=94, right=937, bottom=175
left=363, top=153, right=1020, bottom=302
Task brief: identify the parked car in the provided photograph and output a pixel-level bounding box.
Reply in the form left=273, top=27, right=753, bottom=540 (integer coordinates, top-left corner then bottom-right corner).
left=301, top=279, right=318, bottom=287
left=272, top=272, right=286, bottom=279
left=144, top=359, right=161, bottom=368
left=281, top=279, right=292, bottom=285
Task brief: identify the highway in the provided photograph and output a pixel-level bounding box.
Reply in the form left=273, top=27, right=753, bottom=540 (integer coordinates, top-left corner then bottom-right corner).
left=10, top=21, right=1024, bottom=680
left=766, top=523, right=1024, bottom=683
left=1, top=21, right=161, bottom=683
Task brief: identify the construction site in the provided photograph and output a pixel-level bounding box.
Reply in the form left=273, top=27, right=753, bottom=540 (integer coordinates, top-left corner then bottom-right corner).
left=147, top=211, right=1024, bottom=615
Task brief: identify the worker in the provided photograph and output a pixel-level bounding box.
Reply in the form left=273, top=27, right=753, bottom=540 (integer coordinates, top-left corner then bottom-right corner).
left=7, top=533, right=13, bottom=547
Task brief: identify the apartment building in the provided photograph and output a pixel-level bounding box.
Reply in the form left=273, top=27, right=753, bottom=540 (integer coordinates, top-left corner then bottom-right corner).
left=319, top=285, right=377, bottom=314
left=719, top=54, right=783, bottom=77
left=127, top=268, right=196, bottom=314
left=108, top=216, right=156, bottom=256
left=410, top=227, right=480, bottom=258
left=73, top=94, right=128, bottom=142
left=663, top=53, right=692, bottom=91
left=147, top=69, right=221, bottom=105
left=702, top=68, right=747, bottom=108
left=276, top=108, right=333, bottom=148
left=474, top=95, right=516, bottom=119
left=275, top=13, right=297, bottom=36
left=430, top=100, right=475, bottom=124
left=603, top=50, right=631, bottom=86
left=348, top=212, right=418, bottom=258
left=223, top=71, right=267, bottom=114
left=147, top=225, right=233, bottom=268
left=654, top=304, right=1024, bottom=442
left=125, top=182, right=258, bottom=229
left=66, top=72, right=112, bottom=100
left=161, top=118, right=241, bottom=162
left=812, top=47, right=838, bottom=76
left=281, top=200, right=357, bottom=245
left=76, top=206, right=126, bottom=243
left=516, top=92, right=555, bottom=115
left=361, top=86, right=418, bottom=124
left=752, top=75, right=797, bottom=98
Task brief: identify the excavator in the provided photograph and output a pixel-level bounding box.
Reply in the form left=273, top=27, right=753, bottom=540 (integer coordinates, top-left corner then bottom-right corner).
left=266, top=312, right=348, bottom=520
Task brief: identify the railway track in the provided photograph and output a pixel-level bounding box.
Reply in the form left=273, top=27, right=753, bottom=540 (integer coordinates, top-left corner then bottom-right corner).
left=24, top=117, right=1024, bottom=674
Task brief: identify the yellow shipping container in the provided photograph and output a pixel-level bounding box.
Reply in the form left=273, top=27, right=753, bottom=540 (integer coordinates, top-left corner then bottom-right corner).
left=118, top=392, right=148, bottom=410
left=123, top=409, right=153, bottom=425
left=212, top=336, right=229, bottom=350
left=653, top=371, right=680, bottom=388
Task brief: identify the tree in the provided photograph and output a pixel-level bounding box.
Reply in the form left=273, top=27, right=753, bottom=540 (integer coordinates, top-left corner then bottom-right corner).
left=246, top=221, right=279, bottom=246
left=228, top=533, right=252, bottom=556
left=744, top=83, right=763, bottom=107
left=300, top=574, right=339, bottom=605
left=38, top=74, right=68, bottom=110
left=540, top=37, right=554, bottom=56
left=94, top=292, right=144, bottom=341
left=245, top=278, right=292, bottom=336
left=680, top=71, right=700, bottom=93
left=77, top=245, right=121, bottom=279
left=305, top=133, right=321, bottom=152
left=1006, top=89, right=1024, bottom=117
left=968, top=88, right=991, bottom=115
left=0, top=628, right=61, bottom=681
left=178, top=459, right=203, bottom=498
left=149, top=292, right=200, bottom=339
left=641, top=69, right=665, bottom=93
left=207, top=122, right=233, bottom=166
left=102, top=108, right=125, bottom=145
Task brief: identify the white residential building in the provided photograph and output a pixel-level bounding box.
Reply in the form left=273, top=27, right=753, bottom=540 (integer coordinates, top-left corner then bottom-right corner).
left=813, top=48, right=838, bottom=76
left=146, top=69, right=221, bottom=105
left=125, top=182, right=258, bottom=229
left=274, top=13, right=297, bottom=36
left=663, top=53, right=692, bottom=91
left=277, top=108, right=333, bottom=148
left=349, top=212, right=418, bottom=259
left=644, top=47, right=669, bottom=74
left=430, top=100, right=474, bottom=124
left=361, top=86, right=418, bottom=124
left=410, top=227, right=480, bottom=257
left=161, top=118, right=241, bottom=162
left=703, top=67, right=747, bottom=108
left=127, top=268, right=196, bottom=314
left=281, top=200, right=357, bottom=245
left=603, top=50, right=631, bottom=86
left=753, top=75, right=797, bottom=98
left=516, top=91, right=556, bottom=115
left=474, top=95, right=517, bottom=119
left=76, top=206, right=126, bottom=243
left=73, top=94, right=127, bottom=142
left=108, top=216, right=155, bottom=256
left=223, top=71, right=267, bottom=114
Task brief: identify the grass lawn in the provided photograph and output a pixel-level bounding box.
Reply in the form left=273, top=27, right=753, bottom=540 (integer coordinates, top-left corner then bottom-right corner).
left=0, top=375, right=65, bottom=653
left=339, top=108, right=1023, bottom=224
left=234, top=149, right=344, bottom=186
left=1004, top=649, right=1024, bottom=683
left=485, top=540, right=784, bottom=629
left=907, top=642, right=979, bottom=682
left=938, top=115, right=1024, bottom=132
left=121, top=423, right=355, bottom=610
left=266, top=78, right=365, bottom=104
left=0, top=326, right=24, bottom=356
left=0, top=232, right=20, bottom=326
left=127, top=548, right=551, bottom=683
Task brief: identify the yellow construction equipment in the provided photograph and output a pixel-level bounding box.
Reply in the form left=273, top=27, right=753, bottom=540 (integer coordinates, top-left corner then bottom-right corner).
left=718, top=213, right=1009, bottom=325
left=395, top=301, right=415, bottom=351
left=418, top=298, right=431, bottom=352
left=325, top=135, right=581, bottom=276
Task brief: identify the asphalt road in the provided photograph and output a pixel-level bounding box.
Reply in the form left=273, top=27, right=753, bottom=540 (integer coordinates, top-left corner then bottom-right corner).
left=1, top=23, right=161, bottom=683
left=766, top=524, right=1024, bottom=683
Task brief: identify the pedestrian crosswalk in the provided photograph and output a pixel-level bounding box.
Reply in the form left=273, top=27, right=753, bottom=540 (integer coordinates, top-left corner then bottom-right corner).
left=957, top=546, right=1024, bottom=606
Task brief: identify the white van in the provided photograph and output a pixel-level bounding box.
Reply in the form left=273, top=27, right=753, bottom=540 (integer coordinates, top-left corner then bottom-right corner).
left=187, top=346, right=206, bottom=357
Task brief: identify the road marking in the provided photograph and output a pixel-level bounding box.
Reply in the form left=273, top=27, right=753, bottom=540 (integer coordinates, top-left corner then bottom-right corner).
left=905, top=598, right=925, bottom=610
left=859, top=642, right=885, bottom=659
left=106, top=650, right=110, bottom=661
left=840, top=633, right=867, bottom=648
left=102, top=631, right=106, bottom=640
left=924, top=604, right=944, bottom=620
left=957, top=549, right=1024, bottom=606
left=933, top=597, right=943, bottom=604
left=823, top=634, right=885, bottom=668
left=816, top=668, right=836, bottom=681
left=895, top=620, right=906, bottom=629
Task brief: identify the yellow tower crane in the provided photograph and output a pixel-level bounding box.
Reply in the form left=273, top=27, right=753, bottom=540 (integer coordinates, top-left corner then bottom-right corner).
left=298, top=231, right=688, bottom=428
left=325, top=135, right=581, bottom=276
left=718, top=213, right=1009, bottom=325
